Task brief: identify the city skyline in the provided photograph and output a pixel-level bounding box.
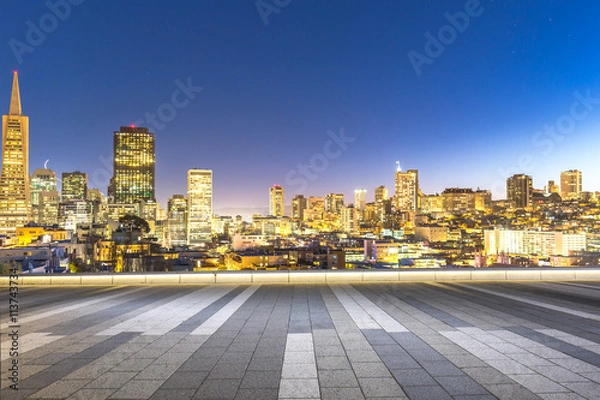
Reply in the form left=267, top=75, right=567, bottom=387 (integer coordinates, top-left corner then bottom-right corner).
left=8, top=71, right=600, bottom=216
left=2, top=4, right=600, bottom=399
left=2, top=2, right=600, bottom=211
left=2, top=71, right=597, bottom=219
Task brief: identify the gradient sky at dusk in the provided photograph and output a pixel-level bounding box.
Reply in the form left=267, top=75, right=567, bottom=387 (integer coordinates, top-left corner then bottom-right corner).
left=2, top=0, right=600, bottom=212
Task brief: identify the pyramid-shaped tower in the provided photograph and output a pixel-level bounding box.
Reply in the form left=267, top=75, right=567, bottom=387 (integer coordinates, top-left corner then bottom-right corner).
left=0, top=72, right=31, bottom=234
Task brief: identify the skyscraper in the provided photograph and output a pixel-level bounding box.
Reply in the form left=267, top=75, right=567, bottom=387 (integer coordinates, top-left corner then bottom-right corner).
left=269, top=185, right=285, bottom=217
left=0, top=72, right=31, bottom=233
left=31, top=168, right=57, bottom=205
left=187, top=169, right=213, bottom=245
left=507, top=174, right=533, bottom=208
left=112, top=126, right=155, bottom=204
left=62, top=171, right=88, bottom=201
left=341, top=205, right=359, bottom=236
left=374, top=185, right=389, bottom=222
left=354, top=189, right=367, bottom=211
left=395, top=165, right=419, bottom=212
left=31, top=168, right=56, bottom=224
left=325, top=193, right=344, bottom=215
left=167, top=194, right=187, bottom=248
left=375, top=186, right=388, bottom=203
left=560, top=170, right=582, bottom=200
left=39, top=191, right=60, bottom=226
left=291, top=194, right=307, bottom=221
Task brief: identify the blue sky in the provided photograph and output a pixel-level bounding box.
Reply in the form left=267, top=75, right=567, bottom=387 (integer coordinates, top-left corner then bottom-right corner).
left=2, top=0, right=600, bottom=210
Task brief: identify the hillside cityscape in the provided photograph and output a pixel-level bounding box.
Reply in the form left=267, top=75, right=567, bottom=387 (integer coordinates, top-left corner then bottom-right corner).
left=1, top=72, right=599, bottom=273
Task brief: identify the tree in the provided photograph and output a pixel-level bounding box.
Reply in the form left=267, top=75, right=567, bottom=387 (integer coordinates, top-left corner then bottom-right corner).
left=119, top=214, right=150, bottom=233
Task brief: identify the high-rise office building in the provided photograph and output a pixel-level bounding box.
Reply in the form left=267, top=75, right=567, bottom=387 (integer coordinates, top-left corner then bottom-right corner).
left=375, top=186, right=388, bottom=203
left=395, top=166, right=419, bottom=212
left=0, top=72, right=31, bottom=233
left=62, top=171, right=88, bottom=201
left=507, top=174, right=533, bottom=208
left=291, top=194, right=307, bottom=221
left=31, top=168, right=57, bottom=206
left=39, top=191, right=60, bottom=226
left=305, top=196, right=324, bottom=221
left=547, top=180, right=559, bottom=194
left=325, top=193, right=344, bottom=215
left=112, top=126, right=155, bottom=204
left=187, top=169, right=213, bottom=245
left=374, top=186, right=388, bottom=222
left=341, top=205, right=359, bottom=236
left=354, top=189, right=367, bottom=211
left=31, top=168, right=56, bottom=224
left=560, top=170, right=582, bottom=200
left=167, top=194, right=187, bottom=248
left=269, top=185, right=285, bottom=217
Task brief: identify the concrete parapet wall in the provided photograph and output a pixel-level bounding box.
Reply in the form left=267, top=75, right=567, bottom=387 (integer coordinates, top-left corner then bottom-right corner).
left=0, top=268, right=599, bottom=286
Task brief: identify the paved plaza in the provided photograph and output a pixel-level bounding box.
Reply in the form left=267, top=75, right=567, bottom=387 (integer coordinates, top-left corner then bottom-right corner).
left=1, top=281, right=600, bottom=399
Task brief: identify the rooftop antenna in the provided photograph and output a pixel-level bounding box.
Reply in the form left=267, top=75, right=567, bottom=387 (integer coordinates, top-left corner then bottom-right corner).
left=396, top=161, right=401, bottom=172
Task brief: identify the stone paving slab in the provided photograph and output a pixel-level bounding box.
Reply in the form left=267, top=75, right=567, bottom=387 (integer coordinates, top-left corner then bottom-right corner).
left=1, top=281, right=600, bottom=399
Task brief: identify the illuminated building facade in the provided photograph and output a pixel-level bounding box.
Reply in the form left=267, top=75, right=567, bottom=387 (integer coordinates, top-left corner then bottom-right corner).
left=507, top=174, right=533, bottom=208
left=341, top=205, right=359, bottom=236
left=291, top=194, right=307, bottom=221
left=395, top=166, right=419, bottom=212
left=304, top=197, right=324, bottom=221
left=39, top=191, right=60, bottom=226
left=269, top=185, right=285, bottom=217
left=97, top=203, right=140, bottom=223
left=0, top=72, right=31, bottom=233
left=167, top=194, right=187, bottom=248
left=354, top=189, right=366, bottom=211
left=187, top=169, right=213, bottom=245
left=252, top=215, right=291, bottom=236
left=62, top=171, right=88, bottom=201
left=31, top=168, right=56, bottom=205
left=547, top=180, right=559, bottom=194
left=419, top=194, right=444, bottom=214
left=58, top=199, right=94, bottom=231
left=560, top=170, right=582, bottom=200
left=441, top=188, right=491, bottom=213
left=87, top=188, right=105, bottom=203
left=31, top=168, right=56, bottom=224
left=325, top=193, right=344, bottom=215
left=375, top=186, right=388, bottom=203
left=112, top=126, right=155, bottom=204
left=485, top=229, right=586, bottom=257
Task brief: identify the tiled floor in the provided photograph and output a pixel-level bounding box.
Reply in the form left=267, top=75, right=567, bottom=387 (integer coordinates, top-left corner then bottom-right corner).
left=1, top=281, right=600, bottom=399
